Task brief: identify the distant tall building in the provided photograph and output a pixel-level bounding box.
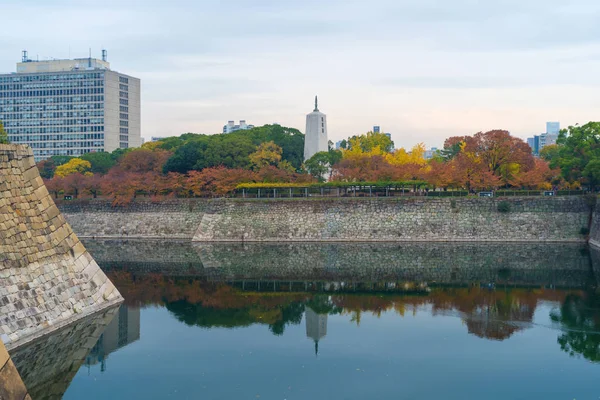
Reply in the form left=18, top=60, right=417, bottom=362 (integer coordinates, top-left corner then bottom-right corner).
left=527, top=122, right=560, bottom=156
left=304, top=96, right=328, bottom=161
left=373, top=125, right=381, bottom=133
left=223, top=120, right=254, bottom=133
left=305, top=307, right=328, bottom=356
left=0, top=50, right=141, bottom=161
left=546, top=122, right=560, bottom=135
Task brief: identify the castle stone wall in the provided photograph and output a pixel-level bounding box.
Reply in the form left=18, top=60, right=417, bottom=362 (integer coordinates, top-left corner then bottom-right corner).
left=59, top=197, right=590, bottom=242
left=0, top=144, right=121, bottom=349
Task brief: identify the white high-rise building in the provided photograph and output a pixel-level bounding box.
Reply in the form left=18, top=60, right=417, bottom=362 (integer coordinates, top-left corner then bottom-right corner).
left=0, top=50, right=141, bottom=161
left=304, top=96, right=328, bottom=161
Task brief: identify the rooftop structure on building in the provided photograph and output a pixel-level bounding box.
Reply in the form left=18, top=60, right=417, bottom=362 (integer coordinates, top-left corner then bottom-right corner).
left=0, top=50, right=141, bottom=161
left=373, top=125, right=381, bottom=133
left=151, top=136, right=166, bottom=142
left=223, top=120, right=254, bottom=133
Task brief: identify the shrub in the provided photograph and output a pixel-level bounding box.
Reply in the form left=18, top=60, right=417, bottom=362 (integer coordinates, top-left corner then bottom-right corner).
left=497, top=201, right=512, bottom=213
left=580, top=227, right=590, bottom=235
left=450, top=199, right=457, bottom=209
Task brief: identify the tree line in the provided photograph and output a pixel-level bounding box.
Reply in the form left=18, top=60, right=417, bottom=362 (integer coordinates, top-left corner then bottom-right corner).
left=37, top=122, right=600, bottom=204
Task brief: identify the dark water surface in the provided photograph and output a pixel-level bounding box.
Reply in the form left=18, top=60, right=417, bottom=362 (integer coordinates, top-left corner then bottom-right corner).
left=12, top=241, right=600, bottom=399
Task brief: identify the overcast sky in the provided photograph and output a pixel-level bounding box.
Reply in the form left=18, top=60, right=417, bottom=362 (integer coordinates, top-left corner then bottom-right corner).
left=2, top=0, right=600, bottom=148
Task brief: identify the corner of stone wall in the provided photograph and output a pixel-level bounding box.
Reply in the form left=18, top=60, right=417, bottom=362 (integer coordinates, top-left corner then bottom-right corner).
left=0, top=144, right=123, bottom=349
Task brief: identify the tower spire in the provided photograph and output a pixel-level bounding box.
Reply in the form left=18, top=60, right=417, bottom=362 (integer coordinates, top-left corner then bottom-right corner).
left=314, top=95, right=319, bottom=112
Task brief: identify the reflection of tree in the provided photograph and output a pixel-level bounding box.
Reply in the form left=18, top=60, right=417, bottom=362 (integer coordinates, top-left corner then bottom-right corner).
left=269, top=302, right=305, bottom=336
left=305, top=295, right=343, bottom=316
left=551, top=292, right=600, bottom=362
left=107, top=271, right=581, bottom=340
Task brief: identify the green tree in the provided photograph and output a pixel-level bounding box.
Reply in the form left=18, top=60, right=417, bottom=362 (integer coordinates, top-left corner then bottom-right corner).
left=162, top=125, right=305, bottom=173
left=0, top=121, right=8, bottom=144
left=37, top=159, right=56, bottom=179
left=80, top=152, right=117, bottom=174
left=305, top=150, right=342, bottom=182
left=556, top=122, right=600, bottom=189
left=49, top=155, right=73, bottom=167
left=539, top=144, right=560, bottom=169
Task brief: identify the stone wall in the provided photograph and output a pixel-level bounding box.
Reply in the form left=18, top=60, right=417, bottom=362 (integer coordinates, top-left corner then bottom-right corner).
left=0, top=144, right=122, bottom=349
left=60, top=197, right=590, bottom=242
left=193, top=198, right=590, bottom=242
left=59, top=199, right=206, bottom=239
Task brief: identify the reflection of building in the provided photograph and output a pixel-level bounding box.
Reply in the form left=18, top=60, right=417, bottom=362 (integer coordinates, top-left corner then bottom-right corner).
left=85, top=305, right=140, bottom=371
left=305, top=307, right=327, bottom=356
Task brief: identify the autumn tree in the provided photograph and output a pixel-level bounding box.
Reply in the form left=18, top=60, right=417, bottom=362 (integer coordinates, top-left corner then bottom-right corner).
left=249, top=141, right=283, bottom=170
left=54, top=158, right=92, bottom=177
left=346, top=131, right=394, bottom=153
left=62, top=173, right=88, bottom=198
left=118, top=148, right=171, bottom=173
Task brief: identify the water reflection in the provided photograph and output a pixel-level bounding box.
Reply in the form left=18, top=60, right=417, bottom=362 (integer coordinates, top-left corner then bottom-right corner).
left=9, top=306, right=118, bottom=400
left=551, top=291, right=600, bottom=362
left=9, top=241, right=600, bottom=399
left=84, top=305, right=140, bottom=372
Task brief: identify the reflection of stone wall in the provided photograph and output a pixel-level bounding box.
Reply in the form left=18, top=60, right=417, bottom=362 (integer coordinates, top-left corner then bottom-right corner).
left=0, top=145, right=121, bottom=349
left=0, top=340, right=29, bottom=400
left=83, top=240, right=594, bottom=288
left=10, top=306, right=118, bottom=400
left=61, top=197, right=590, bottom=242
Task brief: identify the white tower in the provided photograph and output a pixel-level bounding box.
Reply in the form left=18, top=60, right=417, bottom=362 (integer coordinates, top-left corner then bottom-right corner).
left=304, top=96, right=329, bottom=161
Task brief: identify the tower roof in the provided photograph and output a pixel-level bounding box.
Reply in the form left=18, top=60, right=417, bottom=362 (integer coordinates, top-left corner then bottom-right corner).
left=314, top=95, right=319, bottom=112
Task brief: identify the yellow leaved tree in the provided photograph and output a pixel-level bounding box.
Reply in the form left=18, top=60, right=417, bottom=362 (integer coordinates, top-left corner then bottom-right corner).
left=385, top=143, right=427, bottom=166
left=54, top=158, right=93, bottom=177
left=249, top=141, right=283, bottom=170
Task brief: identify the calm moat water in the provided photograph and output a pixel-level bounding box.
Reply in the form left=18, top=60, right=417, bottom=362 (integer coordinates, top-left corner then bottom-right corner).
left=11, top=241, right=600, bottom=399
